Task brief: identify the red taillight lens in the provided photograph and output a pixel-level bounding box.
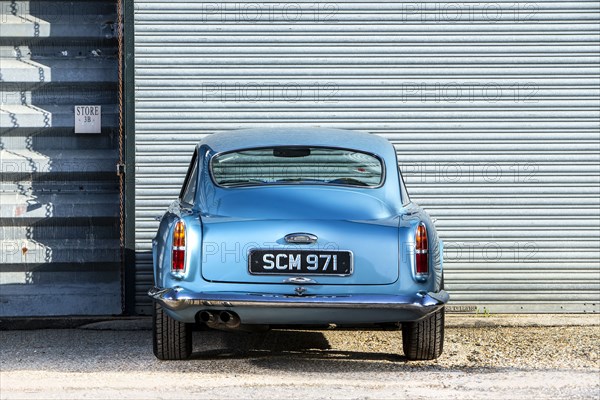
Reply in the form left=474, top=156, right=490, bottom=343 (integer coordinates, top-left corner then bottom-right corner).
left=172, top=249, right=185, bottom=272
left=172, top=220, right=186, bottom=272
left=415, top=223, right=428, bottom=276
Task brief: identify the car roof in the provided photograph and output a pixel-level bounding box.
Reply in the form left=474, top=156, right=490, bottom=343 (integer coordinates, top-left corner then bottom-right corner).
left=199, top=127, right=395, bottom=156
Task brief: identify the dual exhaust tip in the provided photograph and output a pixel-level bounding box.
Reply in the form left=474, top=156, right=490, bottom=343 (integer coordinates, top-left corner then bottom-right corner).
left=198, top=310, right=240, bottom=329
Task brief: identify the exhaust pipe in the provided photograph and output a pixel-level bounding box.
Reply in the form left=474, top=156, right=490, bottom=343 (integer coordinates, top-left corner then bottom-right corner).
left=198, top=310, right=221, bottom=328
left=219, top=311, right=241, bottom=329
left=199, top=310, right=253, bottom=331
left=198, top=310, right=216, bottom=323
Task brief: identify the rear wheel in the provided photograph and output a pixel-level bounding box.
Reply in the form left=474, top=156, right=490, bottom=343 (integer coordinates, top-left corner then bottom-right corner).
left=153, top=302, right=192, bottom=360
left=401, top=307, right=445, bottom=360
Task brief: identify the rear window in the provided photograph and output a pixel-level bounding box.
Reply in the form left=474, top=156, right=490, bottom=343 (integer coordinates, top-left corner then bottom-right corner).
left=211, top=147, right=384, bottom=188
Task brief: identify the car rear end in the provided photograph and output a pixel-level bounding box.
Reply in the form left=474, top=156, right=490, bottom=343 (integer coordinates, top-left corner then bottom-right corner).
left=150, top=129, right=447, bottom=360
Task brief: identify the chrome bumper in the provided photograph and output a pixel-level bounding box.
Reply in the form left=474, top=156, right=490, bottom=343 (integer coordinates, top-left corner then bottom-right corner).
left=149, top=286, right=449, bottom=314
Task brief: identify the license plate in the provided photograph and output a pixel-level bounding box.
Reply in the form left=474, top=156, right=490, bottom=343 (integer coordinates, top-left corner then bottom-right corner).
left=249, top=250, right=353, bottom=276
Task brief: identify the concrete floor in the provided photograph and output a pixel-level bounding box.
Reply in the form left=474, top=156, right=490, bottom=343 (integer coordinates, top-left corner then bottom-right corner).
left=1, top=316, right=598, bottom=399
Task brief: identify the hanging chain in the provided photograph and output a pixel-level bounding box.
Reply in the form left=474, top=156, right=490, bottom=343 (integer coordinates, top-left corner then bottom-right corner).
left=117, top=0, right=126, bottom=314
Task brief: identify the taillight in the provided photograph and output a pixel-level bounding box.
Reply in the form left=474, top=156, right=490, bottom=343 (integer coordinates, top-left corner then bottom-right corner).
left=172, top=220, right=186, bottom=273
left=415, top=222, right=428, bottom=277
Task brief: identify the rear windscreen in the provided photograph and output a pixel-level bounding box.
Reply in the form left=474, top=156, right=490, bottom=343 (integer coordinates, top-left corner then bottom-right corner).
left=211, top=147, right=384, bottom=188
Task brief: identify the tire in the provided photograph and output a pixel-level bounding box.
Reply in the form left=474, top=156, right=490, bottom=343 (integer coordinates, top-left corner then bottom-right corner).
left=153, top=302, right=192, bottom=360
left=402, top=307, right=445, bottom=360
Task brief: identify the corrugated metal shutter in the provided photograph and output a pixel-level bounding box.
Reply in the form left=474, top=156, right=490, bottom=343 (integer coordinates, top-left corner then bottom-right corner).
left=133, top=0, right=600, bottom=315
left=0, top=1, right=122, bottom=316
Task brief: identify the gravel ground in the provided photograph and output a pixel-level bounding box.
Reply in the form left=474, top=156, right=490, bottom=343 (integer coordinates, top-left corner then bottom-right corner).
left=1, top=321, right=599, bottom=399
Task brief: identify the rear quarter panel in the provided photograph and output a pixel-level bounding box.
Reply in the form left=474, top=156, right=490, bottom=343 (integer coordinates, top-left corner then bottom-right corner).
left=153, top=202, right=203, bottom=288
left=398, top=202, right=444, bottom=294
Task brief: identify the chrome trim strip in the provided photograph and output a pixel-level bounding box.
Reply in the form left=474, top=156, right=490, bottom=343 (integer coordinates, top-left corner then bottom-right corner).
left=283, top=277, right=318, bottom=284
left=170, top=221, right=187, bottom=278
left=149, top=287, right=449, bottom=312
left=415, top=273, right=429, bottom=282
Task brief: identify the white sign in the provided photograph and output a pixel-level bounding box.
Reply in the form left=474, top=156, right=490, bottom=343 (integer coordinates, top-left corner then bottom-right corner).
left=75, top=105, right=101, bottom=134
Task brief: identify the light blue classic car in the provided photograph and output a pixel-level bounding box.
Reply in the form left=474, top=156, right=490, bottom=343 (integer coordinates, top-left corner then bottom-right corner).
left=149, top=128, right=448, bottom=360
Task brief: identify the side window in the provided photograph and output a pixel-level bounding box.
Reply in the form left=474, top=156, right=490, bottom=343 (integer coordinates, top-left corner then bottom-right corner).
left=399, top=168, right=411, bottom=205
left=180, top=152, right=198, bottom=205
left=394, top=151, right=411, bottom=205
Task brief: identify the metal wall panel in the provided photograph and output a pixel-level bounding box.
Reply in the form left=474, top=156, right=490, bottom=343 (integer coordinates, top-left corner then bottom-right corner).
left=0, top=1, right=122, bottom=316
left=133, top=0, right=600, bottom=315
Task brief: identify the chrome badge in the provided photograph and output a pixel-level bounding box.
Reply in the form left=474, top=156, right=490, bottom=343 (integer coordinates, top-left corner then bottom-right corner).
left=284, top=232, right=318, bottom=244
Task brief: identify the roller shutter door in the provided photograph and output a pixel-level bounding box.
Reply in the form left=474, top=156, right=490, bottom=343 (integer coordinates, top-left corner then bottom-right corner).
left=0, top=1, right=122, bottom=316
left=133, top=0, right=600, bottom=315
